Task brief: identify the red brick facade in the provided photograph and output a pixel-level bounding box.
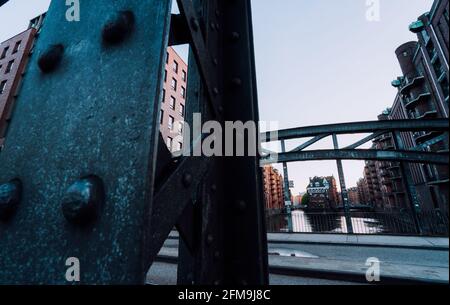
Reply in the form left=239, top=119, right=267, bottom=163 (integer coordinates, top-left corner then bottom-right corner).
left=159, top=47, right=187, bottom=152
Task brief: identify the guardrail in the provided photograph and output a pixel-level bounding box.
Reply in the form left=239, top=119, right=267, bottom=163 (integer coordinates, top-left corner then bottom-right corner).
left=266, top=210, right=449, bottom=236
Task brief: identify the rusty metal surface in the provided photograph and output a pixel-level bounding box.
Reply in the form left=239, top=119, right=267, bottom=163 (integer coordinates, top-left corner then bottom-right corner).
left=0, top=0, right=171, bottom=284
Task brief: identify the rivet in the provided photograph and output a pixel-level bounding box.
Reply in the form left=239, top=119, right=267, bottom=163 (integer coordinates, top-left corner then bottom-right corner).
left=211, top=184, right=217, bottom=192
left=182, top=173, right=193, bottom=188
left=206, top=234, right=214, bottom=245
left=214, top=280, right=221, bottom=286
left=213, top=87, right=219, bottom=96
left=102, top=10, right=135, bottom=45
left=236, top=200, right=247, bottom=211
left=191, top=17, right=200, bottom=32
left=218, top=105, right=224, bottom=114
left=231, top=78, right=242, bottom=87
left=61, top=176, right=104, bottom=225
left=213, top=58, right=218, bottom=66
left=215, top=9, right=220, bottom=17
left=210, top=22, right=216, bottom=31
left=214, top=251, right=220, bottom=259
left=38, top=44, right=64, bottom=73
left=230, top=32, right=240, bottom=41
left=0, top=179, right=22, bottom=221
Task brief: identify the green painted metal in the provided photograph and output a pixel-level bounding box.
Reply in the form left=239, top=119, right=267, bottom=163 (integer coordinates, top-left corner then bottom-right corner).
left=0, top=0, right=171, bottom=284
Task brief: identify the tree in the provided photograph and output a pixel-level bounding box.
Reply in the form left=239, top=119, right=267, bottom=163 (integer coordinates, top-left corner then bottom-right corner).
left=301, top=193, right=310, bottom=206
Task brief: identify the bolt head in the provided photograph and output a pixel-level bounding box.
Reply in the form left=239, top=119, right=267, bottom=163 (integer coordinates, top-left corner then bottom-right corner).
left=230, top=32, right=240, bottom=41
left=0, top=179, right=22, bottom=221
left=206, top=234, right=214, bottom=245
left=190, top=17, right=200, bottom=32
left=182, top=173, right=193, bottom=188
left=231, top=78, right=242, bottom=87
left=102, top=10, right=135, bottom=45
left=61, top=176, right=104, bottom=225
left=38, top=44, right=64, bottom=73
left=236, top=200, right=247, bottom=211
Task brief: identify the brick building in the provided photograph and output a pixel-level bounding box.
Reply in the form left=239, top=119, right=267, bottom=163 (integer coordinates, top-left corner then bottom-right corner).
left=356, top=177, right=370, bottom=205
left=160, top=47, right=188, bottom=153
left=262, top=165, right=284, bottom=210
left=306, top=176, right=339, bottom=210
left=347, top=187, right=360, bottom=205
left=389, top=0, right=449, bottom=213
left=0, top=14, right=45, bottom=149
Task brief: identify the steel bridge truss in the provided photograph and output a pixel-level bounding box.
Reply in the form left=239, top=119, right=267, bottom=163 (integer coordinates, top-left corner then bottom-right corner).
left=0, top=0, right=268, bottom=285
left=260, top=119, right=449, bottom=234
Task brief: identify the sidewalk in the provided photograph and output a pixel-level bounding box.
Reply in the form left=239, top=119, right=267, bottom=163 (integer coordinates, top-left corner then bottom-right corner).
left=169, top=231, right=449, bottom=250
left=267, top=233, right=449, bottom=250
left=156, top=246, right=449, bottom=284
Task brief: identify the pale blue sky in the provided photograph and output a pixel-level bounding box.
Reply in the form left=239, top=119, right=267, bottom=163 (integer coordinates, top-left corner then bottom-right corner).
left=0, top=0, right=434, bottom=195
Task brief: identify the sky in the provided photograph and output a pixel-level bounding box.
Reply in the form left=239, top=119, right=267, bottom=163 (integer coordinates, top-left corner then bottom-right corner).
left=0, top=0, right=434, bottom=195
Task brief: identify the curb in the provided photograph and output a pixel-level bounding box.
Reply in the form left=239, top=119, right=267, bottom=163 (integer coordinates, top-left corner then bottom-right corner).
left=155, top=255, right=448, bottom=285
left=167, top=235, right=449, bottom=251
left=266, top=239, right=449, bottom=251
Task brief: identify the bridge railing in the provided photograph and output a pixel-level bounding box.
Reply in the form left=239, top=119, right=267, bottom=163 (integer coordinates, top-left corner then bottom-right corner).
left=266, top=210, right=449, bottom=236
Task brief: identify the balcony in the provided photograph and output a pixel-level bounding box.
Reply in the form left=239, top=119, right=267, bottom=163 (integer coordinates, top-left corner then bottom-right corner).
left=414, top=131, right=441, bottom=144
left=404, top=92, right=431, bottom=109
left=416, top=110, right=438, bottom=120
left=400, top=76, right=425, bottom=94
left=409, top=20, right=425, bottom=33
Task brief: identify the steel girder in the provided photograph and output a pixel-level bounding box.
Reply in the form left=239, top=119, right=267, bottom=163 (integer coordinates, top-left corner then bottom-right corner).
left=261, top=119, right=449, bottom=165
left=261, top=119, right=449, bottom=142
left=0, top=0, right=268, bottom=285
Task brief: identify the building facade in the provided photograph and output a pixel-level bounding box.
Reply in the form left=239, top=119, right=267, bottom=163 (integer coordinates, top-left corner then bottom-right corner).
left=160, top=47, right=188, bottom=153
left=347, top=187, right=360, bottom=205
left=0, top=14, right=45, bottom=149
left=306, top=176, right=339, bottom=210
left=389, top=0, right=449, bottom=213
left=262, top=165, right=284, bottom=210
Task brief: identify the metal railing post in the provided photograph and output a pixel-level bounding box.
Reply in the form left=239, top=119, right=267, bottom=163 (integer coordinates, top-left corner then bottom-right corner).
left=332, top=134, right=354, bottom=234
left=281, top=140, right=293, bottom=232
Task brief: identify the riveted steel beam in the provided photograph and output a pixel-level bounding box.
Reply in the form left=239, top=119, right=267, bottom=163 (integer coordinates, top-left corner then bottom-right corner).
left=0, top=0, right=172, bottom=284
left=261, top=119, right=449, bottom=142
left=261, top=149, right=449, bottom=165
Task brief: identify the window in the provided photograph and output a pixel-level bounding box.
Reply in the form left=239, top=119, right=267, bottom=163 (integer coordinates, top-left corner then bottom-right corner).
left=167, top=137, right=173, bottom=149
left=181, top=86, right=186, bottom=98
left=171, top=78, right=177, bottom=90
left=5, top=60, right=14, bottom=74
left=166, top=52, right=169, bottom=64
left=161, top=89, right=166, bottom=103
left=178, top=122, right=183, bottom=134
left=170, top=96, right=176, bottom=109
left=177, top=142, right=183, bottom=151
left=160, top=110, right=164, bottom=125
left=0, top=47, right=8, bottom=59
left=12, top=41, right=21, bottom=54
left=173, top=60, right=178, bottom=73
left=168, top=115, right=174, bottom=130
left=182, top=70, right=187, bottom=81
left=164, top=70, right=167, bottom=82
left=179, top=104, right=185, bottom=117
left=0, top=80, right=7, bottom=94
